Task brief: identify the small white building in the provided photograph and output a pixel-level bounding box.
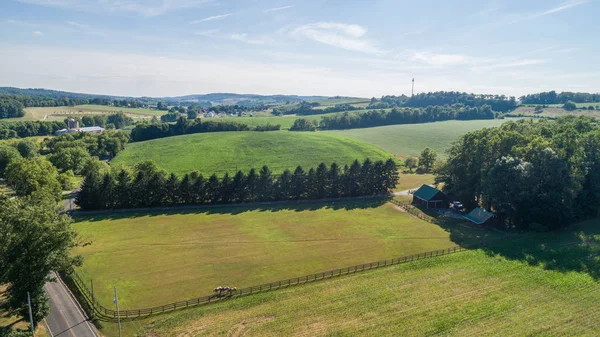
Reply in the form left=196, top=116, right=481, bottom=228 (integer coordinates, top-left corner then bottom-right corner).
left=55, top=126, right=105, bottom=136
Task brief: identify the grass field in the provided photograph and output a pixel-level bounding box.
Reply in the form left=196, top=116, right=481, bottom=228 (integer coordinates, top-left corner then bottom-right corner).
left=6, top=104, right=163, bottom=122
left=396, top=173, right=434, bottom=191
left=525, top=103, right=600, bottom=109
left=215, top=114, right=323, bottom=129
left=512, top=106, right=600, bottom=119
left=309, top=97, right=370, bottom=106
left=328, top=119, right=513, bottom=158
left=111, top=131, right=393, bottom=176
left=71, top=200, right=490, bottom=310
left=95, top=217, right=600, bottom=336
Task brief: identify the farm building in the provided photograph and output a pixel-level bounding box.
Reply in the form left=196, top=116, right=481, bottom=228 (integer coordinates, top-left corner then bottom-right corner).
left=464, top=207, right=497, bottom=226
left=55, top=126, right=105, bottom=136
left=412, top=184, right=449, bottom=209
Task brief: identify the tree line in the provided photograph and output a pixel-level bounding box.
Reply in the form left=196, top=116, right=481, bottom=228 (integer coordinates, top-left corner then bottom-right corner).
left=130, top=117, right=279, bottom=142
left=64, top=112, right=134, bottom=129
left=520, top=91, right=600, bottom=104
left=436, top=116, right=600, bottom=231
left=0, top=121, right=66, bottom=140
left=317, top=104, right=495, bottom=130
left=77, top=158, right=399, bottom=210
left=367, top=92, right=517, bottom=112
left=0, top=94, right=93, bottom=119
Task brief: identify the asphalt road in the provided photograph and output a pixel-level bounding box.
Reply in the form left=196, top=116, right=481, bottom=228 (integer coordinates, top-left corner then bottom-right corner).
left=44, top=272, right=99, bottom=337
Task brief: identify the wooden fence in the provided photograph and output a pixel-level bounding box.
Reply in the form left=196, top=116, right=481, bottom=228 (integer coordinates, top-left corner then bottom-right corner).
left=65, top=245, right=466, bottom=320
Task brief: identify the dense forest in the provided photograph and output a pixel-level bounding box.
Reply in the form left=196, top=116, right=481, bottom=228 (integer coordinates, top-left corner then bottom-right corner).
left=77, top=158, right=399, bottom=210
left=319, top=104, right=495, bottom=130
left=367, top=92, right=517, bottom=112
left=519, top=91, right=600, bottom=104
left=436, top=116, right=600, bottom=231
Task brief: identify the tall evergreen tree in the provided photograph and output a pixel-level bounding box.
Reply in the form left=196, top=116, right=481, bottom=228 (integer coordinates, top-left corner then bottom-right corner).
left=329, top=163, right=342, bottom=197
left=246, top=168, right=258, bottom=202
left=291, top=166, right=306, bottom=199
left=315, top=163, right=330, bottom=198
left=231, top=170, right=247, bottom=203
left=206, top=174, right=220, bottom=204
left=165, top=173, right=180, bottom=205
left=220, top=173, right=233, bottom=203
left=257, top=165, right=273, bottom=201
left=276, top=169, right=292, bottom=200
left=115, top=168, right=132, bottom=208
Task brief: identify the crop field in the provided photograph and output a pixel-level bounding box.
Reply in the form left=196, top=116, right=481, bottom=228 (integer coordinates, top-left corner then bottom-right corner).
left=215, top=114, right=322, bottom=129
left=97, top=218, right=600, bottom=337
left=512, top=106, right=600, bottom=119
left=309, top=97, right=370, bottom=106
left=396, top=173, right=435, bottom=191
left=524, top=103, right=600, bottom=109
left=70, top=200, right=485, bottom=310
left=6, top=105, right=163, bottom=122
left=328, top=119, right=512, bottom=158
left=111, top=131, right=392, bottom=176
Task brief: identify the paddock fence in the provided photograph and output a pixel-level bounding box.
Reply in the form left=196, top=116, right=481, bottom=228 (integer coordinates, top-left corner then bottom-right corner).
left=64, top=245, right=467, bottom=320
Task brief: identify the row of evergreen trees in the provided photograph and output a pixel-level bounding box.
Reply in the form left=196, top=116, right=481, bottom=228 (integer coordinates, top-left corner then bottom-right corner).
left=77, top=159, right=399, bottom=210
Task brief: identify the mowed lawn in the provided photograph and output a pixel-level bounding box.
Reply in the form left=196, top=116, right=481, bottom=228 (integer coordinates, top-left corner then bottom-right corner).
left=101, top=219, right=600, bottom=337
left=111, top=131, right=393, bottom=176
left=72, top=201, right=468, bottom=309
left=328, top=119, right=513, bottom=158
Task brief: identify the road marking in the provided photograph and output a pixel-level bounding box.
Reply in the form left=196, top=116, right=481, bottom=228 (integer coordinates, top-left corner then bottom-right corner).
left=44, top=318, right=55, bottom=337
left=52, top=272, right=99, bottom=337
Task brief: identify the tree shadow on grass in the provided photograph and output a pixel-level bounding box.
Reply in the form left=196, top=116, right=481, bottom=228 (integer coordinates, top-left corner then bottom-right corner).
left=412, top=203, right=600, bottom=281
left=75, top=196, right=392, bottom=223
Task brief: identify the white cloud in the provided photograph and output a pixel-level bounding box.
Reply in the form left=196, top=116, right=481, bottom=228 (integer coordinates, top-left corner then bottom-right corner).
left=15, top=0, right=218, bottom=16
left=190, top=13, right=234, bottom=24
left=291, top=22, right=381, bottom=54
left=65, top=20, right=89, bottom=29
left=508, top=0, right=590, bottom=24
left=229, top=33, right=265, bottom=45
left=32, top=30, right=44, bottom=36
left=195, top=30, right=266, bottom=45
left=263, top=5, right=294, bottom=13
left=472, top=59, right=547, bottom=71
left=411, top=52, right=471, bottom=66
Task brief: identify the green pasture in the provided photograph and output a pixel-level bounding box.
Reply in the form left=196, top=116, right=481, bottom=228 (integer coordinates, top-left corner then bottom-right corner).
left=214, top=114, right=321, bottom=129
left=512, top=106, right=600, bottom=119
left=111, top=131, right=393, bottom=176
left=72, top=200, right=476, bottom=309
left=328, top=119, right=512, bottom=158
left=99, top=218, right=600, bottom=336
left=524, top=103, right=600, bottom=109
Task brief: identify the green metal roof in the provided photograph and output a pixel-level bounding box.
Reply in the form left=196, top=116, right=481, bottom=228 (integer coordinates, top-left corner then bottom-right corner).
left=464, top=207, right=494, bottom=225
left=413, top=184, right=443, bottom=201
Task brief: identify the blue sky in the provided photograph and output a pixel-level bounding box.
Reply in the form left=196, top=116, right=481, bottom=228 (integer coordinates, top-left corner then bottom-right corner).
left=0, top=0, right=598, bottom=97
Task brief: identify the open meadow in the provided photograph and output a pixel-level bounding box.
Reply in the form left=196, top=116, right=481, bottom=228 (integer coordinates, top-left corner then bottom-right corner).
left=511, top=106, right=600, bottom=119
left=6, top=104, right=164, bottom=122
left=111, top=131, right=393, bottom=176
left=100, top=216, right=600, bottom=337
left=328, top=119, right=512, bottom=158
left=71, top=200, right=487, bottom=310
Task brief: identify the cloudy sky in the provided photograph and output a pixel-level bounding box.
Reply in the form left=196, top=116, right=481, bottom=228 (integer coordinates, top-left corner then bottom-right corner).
left=0, top=0, right=598, bottom=98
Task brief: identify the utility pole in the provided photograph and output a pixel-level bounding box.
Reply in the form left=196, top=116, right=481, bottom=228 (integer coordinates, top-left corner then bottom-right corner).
left=412, top=78, right=415, bottom=96
left=113, top=286, right=122, bottom=337
left=27, top=292, right=34, bottom=336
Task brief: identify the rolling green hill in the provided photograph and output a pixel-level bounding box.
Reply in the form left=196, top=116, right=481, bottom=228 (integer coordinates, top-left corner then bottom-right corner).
left=328, top=119, right=512, bottom=158
left=111, top=131, right=393, bottom=176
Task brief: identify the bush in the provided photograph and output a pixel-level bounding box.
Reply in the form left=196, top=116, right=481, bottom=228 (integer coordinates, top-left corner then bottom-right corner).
left=563, top=101, right=577, bottom=111
left=290, top=118, right=318, bottom=131
left=58, top=170, right=76, bottom=190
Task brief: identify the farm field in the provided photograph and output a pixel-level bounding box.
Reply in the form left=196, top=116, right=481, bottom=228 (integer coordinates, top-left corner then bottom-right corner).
left=328, top=119, right=512, bottom=158
left=6, top=104, right=163, bottom=122
left=111, top=131, right=393, bottom=176
left=309, top=97, right=370, bottom=106
left=525, top=102, right=600, bottom=109
left=512, top=106, right=600, bottom=119
left=396, top=173, right=435, bottom=191
left=71, top=200, right=485, bottom=309
left=101, top=217, right=600, bottom=337
left=215, top=114, right=323, bottom=129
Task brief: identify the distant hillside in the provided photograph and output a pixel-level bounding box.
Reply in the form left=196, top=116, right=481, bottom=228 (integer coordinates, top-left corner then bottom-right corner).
left=0, top=87, right=330, bottom=106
